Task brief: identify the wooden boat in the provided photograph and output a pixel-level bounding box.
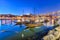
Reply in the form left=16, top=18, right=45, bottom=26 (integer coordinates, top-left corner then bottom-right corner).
left=25, top=23, right=43, bottom=28
left=15, top=21, right=43, bottom=29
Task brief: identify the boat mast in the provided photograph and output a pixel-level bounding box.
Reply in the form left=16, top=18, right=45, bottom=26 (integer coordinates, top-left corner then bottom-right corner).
left=34, top=8, right=36, bottom=23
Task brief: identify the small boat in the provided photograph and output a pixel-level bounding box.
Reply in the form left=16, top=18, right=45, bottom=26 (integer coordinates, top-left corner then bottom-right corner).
left=25, top=23, right=43, bottom=29
left=15, top=21, right=43, bottom=29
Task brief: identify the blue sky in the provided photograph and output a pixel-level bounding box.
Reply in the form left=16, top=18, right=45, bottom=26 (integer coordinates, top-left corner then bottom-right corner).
left=0, top=0, right=60, bottom=15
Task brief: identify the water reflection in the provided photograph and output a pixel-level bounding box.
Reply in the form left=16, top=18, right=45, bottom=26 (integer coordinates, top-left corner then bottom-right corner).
left=0, top=20, right=54, bottom=40
left=0, top=20, right=27, bottom=40
left=0, top=20, right=1, bottom=26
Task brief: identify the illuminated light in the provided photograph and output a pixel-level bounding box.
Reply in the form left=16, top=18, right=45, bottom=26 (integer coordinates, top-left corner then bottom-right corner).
left=35, top=27, right=39, bottom=28
left=17, top=20, right=21, bottom=22
left=22, top=33, right=24, bottom=38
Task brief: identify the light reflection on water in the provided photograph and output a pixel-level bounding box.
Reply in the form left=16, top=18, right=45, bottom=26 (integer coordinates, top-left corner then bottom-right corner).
left=0, top=20, right=26, bottom=40
left=0, top=20, right=17, bottom=26
left=0, top=20, right=1, bottom=26
left=0, top=20, right=54, bottom=40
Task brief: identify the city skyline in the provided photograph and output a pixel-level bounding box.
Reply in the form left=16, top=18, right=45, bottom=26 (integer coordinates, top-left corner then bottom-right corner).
left=0, top=0, right=60, bottom=15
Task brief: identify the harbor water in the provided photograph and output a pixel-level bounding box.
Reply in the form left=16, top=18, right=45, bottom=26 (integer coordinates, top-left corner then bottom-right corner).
left=0, top=20, right=54, bottom=40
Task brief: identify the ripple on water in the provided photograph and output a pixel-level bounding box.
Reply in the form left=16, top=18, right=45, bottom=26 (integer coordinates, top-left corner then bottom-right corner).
left=0, top=24, right=26, bottom=40
left=0, top=23, right=54, bottom=40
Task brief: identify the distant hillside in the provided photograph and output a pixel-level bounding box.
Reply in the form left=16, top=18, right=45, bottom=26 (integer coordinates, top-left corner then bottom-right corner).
left=48, top=11, right=60, bottom=16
